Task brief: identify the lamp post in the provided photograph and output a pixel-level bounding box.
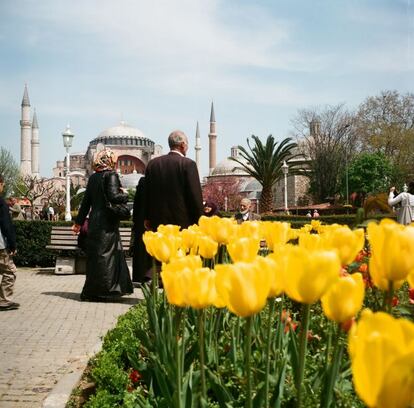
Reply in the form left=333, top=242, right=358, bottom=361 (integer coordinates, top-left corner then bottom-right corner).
left=224, top=196, right=228, bottom=212
left=341, top=124, right=351, bottom=205
left=282, top=160, right=289, bottom=214
left=345, top=152, right=349, bottom=205
left=62, top=124, right=74, bottom=221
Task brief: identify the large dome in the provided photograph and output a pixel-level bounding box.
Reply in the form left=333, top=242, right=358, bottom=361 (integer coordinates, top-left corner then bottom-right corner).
left=89, top=121, right=154, bottom=148
left=98, top=121, right=146, bottom=139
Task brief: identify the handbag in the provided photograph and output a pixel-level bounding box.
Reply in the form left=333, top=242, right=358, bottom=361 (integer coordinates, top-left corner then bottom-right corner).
left=106, top=201, right=131, bottom=220
left=77, top=218, right=89, bottom=251
left=102, top=173, right=131, bottom=221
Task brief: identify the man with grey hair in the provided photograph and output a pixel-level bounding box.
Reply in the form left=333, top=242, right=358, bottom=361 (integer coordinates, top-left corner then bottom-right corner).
left=143, top=130, right=204, bottom=231
left=234, top=197, right=260, bottom=224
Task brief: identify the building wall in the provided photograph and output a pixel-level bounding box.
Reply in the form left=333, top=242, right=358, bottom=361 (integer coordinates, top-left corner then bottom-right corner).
left=273, top=175, right=311, bottom=209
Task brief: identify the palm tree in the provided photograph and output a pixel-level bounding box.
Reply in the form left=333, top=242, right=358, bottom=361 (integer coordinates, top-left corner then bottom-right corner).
left=230, top=135, right=300, bottom=213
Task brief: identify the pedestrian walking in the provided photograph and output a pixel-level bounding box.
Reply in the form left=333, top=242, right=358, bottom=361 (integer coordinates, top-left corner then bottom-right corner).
left=72, top=148, right=133, bottom=301
left=0, top=175, right=19, bottom=311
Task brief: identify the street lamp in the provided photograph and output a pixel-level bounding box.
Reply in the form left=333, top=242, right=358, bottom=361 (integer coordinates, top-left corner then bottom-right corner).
left=341, top=124, right=351, bottom=205
left=62, top=124, right=74, bottom=221
left=282, top=160, right=289, bottom=214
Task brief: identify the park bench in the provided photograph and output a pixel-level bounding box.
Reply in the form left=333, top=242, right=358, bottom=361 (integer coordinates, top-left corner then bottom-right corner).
left=46, top=225, right=132, bottom=275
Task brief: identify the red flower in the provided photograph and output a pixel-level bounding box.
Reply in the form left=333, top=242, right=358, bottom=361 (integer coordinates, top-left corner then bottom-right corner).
left=284, top=320, right=298, bottom=334
left=354, top=252, right=364, bottom=263
left=409, top=287, right=414, bottom=305
left=307, top=330, right=321, bottom=341
left=391, top=296, right=399, bottom=307
left=340, top=317, right=355, bottom=333
left=129, top=369, right=142, bottom=384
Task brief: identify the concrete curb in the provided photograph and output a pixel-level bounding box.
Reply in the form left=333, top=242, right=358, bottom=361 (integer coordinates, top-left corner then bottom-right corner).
left=42, top=341, right=102, bottom=408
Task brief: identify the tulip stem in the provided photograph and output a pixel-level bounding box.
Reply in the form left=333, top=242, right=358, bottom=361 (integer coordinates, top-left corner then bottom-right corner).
left=264, top=298, right=276, bottom=408
left=321, top=324, right=344, bottom=408
left=151, top=258, right=158, bottom=302
left=198, top=309, right=207, bottom=405
left=245, top=315, right=253, bottom=408
left=175, top=307, right=183, bottom=408
left=296, top=303, right=310, bottom=408
left=382, top=281, right=394, bottom=314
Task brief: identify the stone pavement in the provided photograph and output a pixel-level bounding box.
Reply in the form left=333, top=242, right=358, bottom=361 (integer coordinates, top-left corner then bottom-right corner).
left=0, top=268, right=143, bottom=408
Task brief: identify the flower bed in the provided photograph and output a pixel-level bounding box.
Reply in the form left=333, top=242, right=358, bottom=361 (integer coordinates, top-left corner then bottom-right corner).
left=83, top=218, right=414, bottom=408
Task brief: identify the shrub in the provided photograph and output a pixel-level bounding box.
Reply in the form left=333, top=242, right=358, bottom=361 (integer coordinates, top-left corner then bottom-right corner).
left=13, top=220, right=56, bottom=267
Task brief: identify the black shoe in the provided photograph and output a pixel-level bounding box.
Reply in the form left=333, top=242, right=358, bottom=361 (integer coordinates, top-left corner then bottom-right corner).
left=0, top=302, right=20, bottom=311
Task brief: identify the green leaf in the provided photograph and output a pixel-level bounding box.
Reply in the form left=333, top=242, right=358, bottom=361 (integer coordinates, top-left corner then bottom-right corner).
left=206, top=369, right=234, bottom=406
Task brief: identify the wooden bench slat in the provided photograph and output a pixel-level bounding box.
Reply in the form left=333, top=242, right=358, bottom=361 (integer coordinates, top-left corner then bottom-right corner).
left=47, top=226, right=131, bottom=252
left=46, top=245, right=79, bottom=250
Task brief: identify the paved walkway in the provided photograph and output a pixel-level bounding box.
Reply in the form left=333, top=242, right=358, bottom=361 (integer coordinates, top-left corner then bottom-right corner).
left=0, top=268, right=143, bottom=408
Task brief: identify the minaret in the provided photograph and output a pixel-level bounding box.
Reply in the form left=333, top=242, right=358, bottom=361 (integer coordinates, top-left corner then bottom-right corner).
left=20, top=84, right=32, bottom=176
left=208, top=101, right=217, bottom=175
left=194, top=121, right=201, bottom=175
left=31, top=109, right=40, bottom=177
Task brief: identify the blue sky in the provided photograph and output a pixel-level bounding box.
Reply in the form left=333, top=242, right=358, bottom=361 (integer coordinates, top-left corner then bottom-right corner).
left=0, top=0, right=413, bottom=178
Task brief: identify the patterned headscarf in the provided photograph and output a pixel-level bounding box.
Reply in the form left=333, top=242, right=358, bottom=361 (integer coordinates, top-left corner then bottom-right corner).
left=93, top=148, right=117, bottom=172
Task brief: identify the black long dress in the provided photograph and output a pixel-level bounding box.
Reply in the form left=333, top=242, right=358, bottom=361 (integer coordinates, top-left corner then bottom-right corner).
left=75, top=170, right=133, bottom=299
left=132, top=177, right=152, bottom=283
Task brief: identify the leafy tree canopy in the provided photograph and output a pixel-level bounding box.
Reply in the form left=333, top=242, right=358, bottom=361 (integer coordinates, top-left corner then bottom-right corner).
left=355, top=90, right=414, bottom=179
left=0, top=148, right=19, bottom=197
left=344, top=152, right=396, bottom=197
left=230, top=135, right=299, bottom=213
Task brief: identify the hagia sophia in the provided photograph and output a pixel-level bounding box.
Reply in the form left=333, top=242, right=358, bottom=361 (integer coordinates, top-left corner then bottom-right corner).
left=18, top=85, right=310, bottom=211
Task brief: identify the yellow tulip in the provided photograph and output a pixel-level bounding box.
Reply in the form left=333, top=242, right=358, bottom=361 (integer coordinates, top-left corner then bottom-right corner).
left=215, top=261, right=271, bottom=317
left=157, top=224, right=181, bottom=235
left=310, top=219, right=322, bottom=232
left=283, top=246, right=341, bottom=304
left=298, top=233, right=322, bottom=250
left=237, top=220, right=262, bottom=240
left=197, top=235, right=218, bottom=259
left=367, top=220, right=414, bottom=290
left=161, top=256, right=202, bottom=306
left=348, top=309, right=414, bottom=408
left=163, top=255, right=202, bottom=273
left=181, top=267, right=221, bottom=309
left=321, top=273, right=365, bottom=323
left=180, top=225, right=200, bottom=253
left=408, top=272, right=414, bottom=288
left=142, top=231, right=180, bottom=263
left=260, top=221, right=290, bottom=251
left=257, top=254, right=284, bottom=297
left=199, top=215, right=236, bottom=244
left=322, top=225, right=365, bottom=266
left=227, top=237, right=260, bottom=263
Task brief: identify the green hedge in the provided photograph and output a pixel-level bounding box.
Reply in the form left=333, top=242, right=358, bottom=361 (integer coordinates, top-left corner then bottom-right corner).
left=13, top=220, right=56, bottom=267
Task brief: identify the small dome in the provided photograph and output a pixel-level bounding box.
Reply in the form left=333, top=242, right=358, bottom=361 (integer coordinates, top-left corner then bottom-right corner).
left=119, top=172, right=144, bottom=189
left=211, top=157, right=249, bottom=177
left=241, top=179, right=262, bottom=193
left=98, top=121, right=146, bottom=139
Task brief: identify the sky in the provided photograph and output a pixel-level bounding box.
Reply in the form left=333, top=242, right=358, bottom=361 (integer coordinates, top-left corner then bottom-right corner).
left=0, top=0, right=413, bottom=178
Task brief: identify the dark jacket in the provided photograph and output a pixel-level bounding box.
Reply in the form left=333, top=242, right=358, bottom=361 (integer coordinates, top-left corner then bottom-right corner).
left=144, top=152, right=204, bottom=230
left=0, top=196, right=16, bottom=251
left=132, top=177, right=152, bottom=282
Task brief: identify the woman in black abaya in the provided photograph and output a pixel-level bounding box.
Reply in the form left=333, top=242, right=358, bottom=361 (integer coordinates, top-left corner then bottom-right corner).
left=72, top=148, right=133, bottom=301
